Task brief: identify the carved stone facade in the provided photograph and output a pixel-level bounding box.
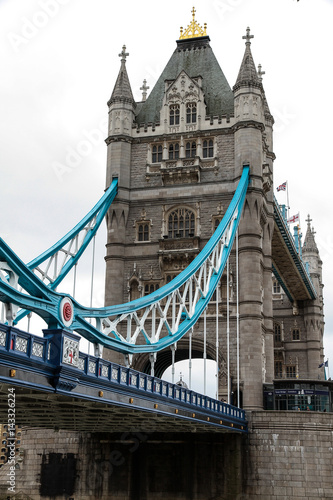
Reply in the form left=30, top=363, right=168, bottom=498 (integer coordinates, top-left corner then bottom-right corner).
left=103, top=29, right=324, bottom=410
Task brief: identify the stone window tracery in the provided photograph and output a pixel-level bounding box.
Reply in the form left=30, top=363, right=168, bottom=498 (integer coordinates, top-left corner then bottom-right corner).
left=169, top=143, right=180, bottom=160
left=168, top=207, right=195, bottom=239
left=185, top=141, right=196, bottom=158
left=169, top=105, right=180, bottom=125
left=186, top=103, right=197, bottom=123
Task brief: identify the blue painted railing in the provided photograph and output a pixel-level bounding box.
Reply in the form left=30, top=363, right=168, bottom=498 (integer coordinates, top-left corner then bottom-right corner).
left=0, top=323, right=247, bottom=428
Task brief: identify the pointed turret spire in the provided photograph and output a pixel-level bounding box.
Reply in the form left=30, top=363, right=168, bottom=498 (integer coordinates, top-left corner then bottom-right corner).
left=303, top=215, right=319, bottom=254
left=234, top=27, right=260, bottom=90
left=108, top=45, right=135, bottom=106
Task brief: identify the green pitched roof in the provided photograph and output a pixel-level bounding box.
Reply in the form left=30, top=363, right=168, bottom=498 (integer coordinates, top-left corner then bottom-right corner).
left=135, top=37, right=234, bottom=125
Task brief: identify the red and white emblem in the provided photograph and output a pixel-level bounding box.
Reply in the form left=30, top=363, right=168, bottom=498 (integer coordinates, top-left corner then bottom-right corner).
left=60, top=297, right=74, bottom=327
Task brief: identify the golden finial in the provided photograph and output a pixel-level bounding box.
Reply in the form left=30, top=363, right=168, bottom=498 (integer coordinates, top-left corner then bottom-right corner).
left=179, top=7, right=207, bottom=40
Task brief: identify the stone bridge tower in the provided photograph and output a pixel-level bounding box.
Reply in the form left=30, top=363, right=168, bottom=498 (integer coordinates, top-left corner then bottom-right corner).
left=103, top=11, right=322, bottom=410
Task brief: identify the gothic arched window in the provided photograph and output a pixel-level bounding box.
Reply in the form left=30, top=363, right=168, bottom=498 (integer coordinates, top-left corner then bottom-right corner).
left=186, top=103, right=197, bottom=123
left=169, top=143, right=179, bottom=160
left=168, top=207, right=195, bottom=239
left=185, top=141, right=196, bottom=158
left=152, top=145, right=162, bottom=163
left=169, top=105, right=180, bottom=125
left=203, top=139, right=214, bottom=158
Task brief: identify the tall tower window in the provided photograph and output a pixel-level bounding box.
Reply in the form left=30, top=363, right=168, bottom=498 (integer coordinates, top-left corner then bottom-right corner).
left=274, top=323, right=281, bottom=343
left=170, top=105, right=180, bottom=125
left=203, top=140, right=214, bottom=158
left=185, top=141, right=196, bottom=158
left=186, top=103, right=197, bottom=123
left=275, top=361, right=283, bottom=378
left=168, top=208, right=195, bottom=238
left=169, top=143, right=180, bottom=160
left=152, top=145, right=162, bottom=163
left=274, top=352, right=283, bottom=378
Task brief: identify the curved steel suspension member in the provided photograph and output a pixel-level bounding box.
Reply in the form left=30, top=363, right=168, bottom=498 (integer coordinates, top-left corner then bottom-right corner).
left=0, top=167, right=249, bottom=354
left=13, top=178, right=118, bottom=324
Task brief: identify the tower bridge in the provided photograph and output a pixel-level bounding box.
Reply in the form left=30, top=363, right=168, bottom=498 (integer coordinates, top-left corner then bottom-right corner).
left=0, top=9, right=330, bottom=500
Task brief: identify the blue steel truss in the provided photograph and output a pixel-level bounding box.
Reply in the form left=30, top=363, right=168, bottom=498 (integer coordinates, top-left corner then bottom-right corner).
left=14, top=178, right=118, bottom=324
left=0, top=167, right=250, bottom=354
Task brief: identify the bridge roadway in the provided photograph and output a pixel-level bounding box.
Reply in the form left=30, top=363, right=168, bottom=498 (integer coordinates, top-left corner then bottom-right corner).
left=0, top=324, right=247, bottom=434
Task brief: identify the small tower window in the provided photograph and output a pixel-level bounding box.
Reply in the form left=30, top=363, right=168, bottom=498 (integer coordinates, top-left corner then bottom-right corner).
left=203, top=140, right=214, bottom=158
left=138, top=223, right=149, bottom=242
left=186, top=103, right=197, bottom=123
left=170, top=105, right=180, bottom=125
left=185, top=141, right=196, bottom=158
left=169, top=143, right=179, bottom=160
left=152, top=145, right=162, bottom=163
left=292, top=329, right=300, bottom=341
left=286, top=366, right=296, bottom=378
left=144, top=283, right=159, bottom=295
left=273, top=281, right=281, bottom=294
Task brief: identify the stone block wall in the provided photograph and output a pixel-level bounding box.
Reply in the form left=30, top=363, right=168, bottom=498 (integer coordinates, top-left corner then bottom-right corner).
left=1, top=411, right=332, bottom=499
left=244, top=411, right=333, bottom=499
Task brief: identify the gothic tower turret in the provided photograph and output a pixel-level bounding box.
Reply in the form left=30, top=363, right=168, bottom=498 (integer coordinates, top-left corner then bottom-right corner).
left=233, top=28, right=275, bottom=409
left=105, top=45, right=136, bottom=310
left=302, top=216, right=325, bottom=377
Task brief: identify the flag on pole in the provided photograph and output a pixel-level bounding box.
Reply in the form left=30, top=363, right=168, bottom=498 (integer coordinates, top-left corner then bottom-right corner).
left=318, top=360, right=328, bottom=368
left=277, top=181, right=287, bottom=192
left=287, top=213, right=299, bottom=224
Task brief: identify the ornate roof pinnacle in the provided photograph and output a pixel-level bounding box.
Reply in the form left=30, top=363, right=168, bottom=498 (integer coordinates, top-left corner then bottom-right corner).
left=179, top=7, right=207, bottom=40
left=119, top=45, right=129, bottom=63
left=258, top=64, right=265, bottom=82
left=242, top=27, right=254, bottom=45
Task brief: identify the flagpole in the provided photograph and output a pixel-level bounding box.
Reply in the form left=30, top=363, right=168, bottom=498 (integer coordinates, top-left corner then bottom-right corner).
left=286, top=181, right=290, bottom=220
left=327, top=359, right=330, bottom=380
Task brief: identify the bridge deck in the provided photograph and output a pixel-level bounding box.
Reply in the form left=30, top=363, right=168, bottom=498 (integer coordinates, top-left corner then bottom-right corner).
left=0, top=324, right=247, bottom=434
left=272, top=199, right=316, bottom=302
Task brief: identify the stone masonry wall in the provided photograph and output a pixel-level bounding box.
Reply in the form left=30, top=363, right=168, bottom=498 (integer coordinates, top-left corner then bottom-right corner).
left=1, top=412, right=332, bottom=499
left=244, top=411, right=333, bottom=499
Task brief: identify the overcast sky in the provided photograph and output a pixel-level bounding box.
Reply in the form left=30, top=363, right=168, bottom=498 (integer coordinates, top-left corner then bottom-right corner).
left=1, top=0, right=332, bottom=392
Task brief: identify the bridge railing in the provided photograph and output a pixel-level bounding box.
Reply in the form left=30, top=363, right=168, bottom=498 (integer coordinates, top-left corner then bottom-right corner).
left=0, top=323, right=247, bottom=427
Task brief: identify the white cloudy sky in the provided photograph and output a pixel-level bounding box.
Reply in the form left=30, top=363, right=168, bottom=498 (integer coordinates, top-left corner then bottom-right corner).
left=1, top=0, right=333, bottom=391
